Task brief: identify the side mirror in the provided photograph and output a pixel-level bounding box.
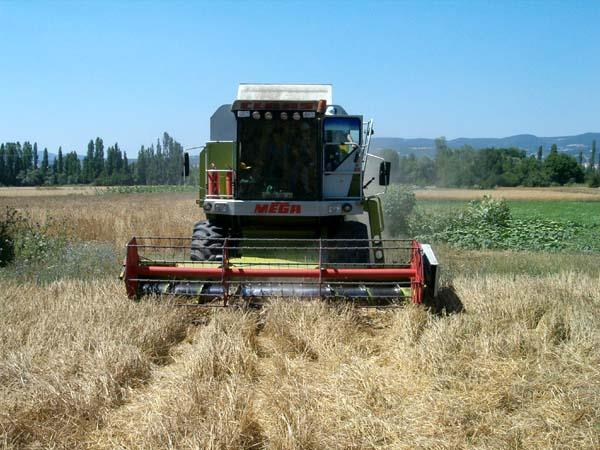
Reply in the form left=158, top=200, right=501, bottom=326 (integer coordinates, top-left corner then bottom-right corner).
left=379, top=161, right=391, bottom=186
left=183, top=152, right=190, bottom=177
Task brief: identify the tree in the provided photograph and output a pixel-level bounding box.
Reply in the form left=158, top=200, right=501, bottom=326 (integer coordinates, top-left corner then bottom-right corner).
left=162, top=132, right=184, bottom=184
left=434, top=137, right=455, bottom=187
left=22, top=142, right=33, bottom=173
left=41, top=148, right=49, bottom=178
left=33, top=143, right=38, bottom=169
left=0, top=144, right=5, bottom=185
left=537, top=145, right=543, bottom=162
left=105, top=145, right=116, bottom=177
left=543, top=151, right=584, bottom=185
left=51, top=159, right=58, bottom=185
left=588, top=172, right=600, bottom=188
left=136, top=146, right=148, bottom=184
left=64, top=151, right=81, bottom=183
left=57, top=147, right=64, bottom=176
left=516, top=156, right=549, bottom=187
left=0, top=133, right=188, bottom=187
left=579, top=151, right=583, bottom=166
left=114, top=142, right=123, bottom=174
left=94, top=137, right=104, bottom=178
left=586, top=140, right=599, bottom=187
left=121, top=151, right=133, bottom=184
left=83, top=139, right=94, bottom=182
left=5, top=143, right=18, bottom=185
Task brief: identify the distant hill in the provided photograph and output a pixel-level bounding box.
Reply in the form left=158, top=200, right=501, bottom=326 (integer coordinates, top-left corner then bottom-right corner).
left=371, top=133, right=600, bottom=160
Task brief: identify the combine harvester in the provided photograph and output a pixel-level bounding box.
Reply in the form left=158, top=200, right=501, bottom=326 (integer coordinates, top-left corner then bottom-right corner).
left=123, top=84, right=439, bottom=306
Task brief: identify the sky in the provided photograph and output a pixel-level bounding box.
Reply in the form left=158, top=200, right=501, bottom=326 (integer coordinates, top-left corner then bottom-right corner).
left=1, top=0, right=599, bottom=155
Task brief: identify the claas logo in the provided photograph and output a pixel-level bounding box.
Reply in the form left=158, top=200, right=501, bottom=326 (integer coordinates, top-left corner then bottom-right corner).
left=254, top=203, right=302, bottom=214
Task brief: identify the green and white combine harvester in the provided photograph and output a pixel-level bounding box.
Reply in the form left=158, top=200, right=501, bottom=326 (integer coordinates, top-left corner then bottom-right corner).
left=123, top=84, right=439, bottom=306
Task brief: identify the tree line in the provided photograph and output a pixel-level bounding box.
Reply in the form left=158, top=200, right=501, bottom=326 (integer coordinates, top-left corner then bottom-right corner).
left=3, top=132, right=598, bottom=188
left=380, top=138, right=600, bottom=188
left=0, top=132, right=188, bottom=186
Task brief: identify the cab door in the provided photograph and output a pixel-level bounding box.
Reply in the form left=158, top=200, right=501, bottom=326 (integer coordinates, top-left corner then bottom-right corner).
left=322, top=116, right=363, bottom=199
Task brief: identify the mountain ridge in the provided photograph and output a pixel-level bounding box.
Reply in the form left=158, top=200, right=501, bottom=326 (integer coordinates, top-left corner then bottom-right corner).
left=371, top=132, right=600, bottom=159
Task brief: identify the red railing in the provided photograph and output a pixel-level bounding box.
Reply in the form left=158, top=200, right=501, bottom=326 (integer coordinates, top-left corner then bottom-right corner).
left=123, top=237, right=425, bottom=306
left=206, top=169, right=234, bottom=198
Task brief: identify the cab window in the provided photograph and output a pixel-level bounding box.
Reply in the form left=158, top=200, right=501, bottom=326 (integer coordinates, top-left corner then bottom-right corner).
left=323, top=117, right=361, bottom=172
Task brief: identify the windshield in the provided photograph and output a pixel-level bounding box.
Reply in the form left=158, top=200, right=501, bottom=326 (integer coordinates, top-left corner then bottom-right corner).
left=323, top=117, right=361, bottom=172
left=237, top=114, right=318, bottom=200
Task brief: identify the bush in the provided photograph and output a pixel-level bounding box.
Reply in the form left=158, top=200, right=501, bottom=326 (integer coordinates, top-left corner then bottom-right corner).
left=462, top=195, right=511, bottom=227
left=587, top=171, right=600, bottom=188
left=0, top=208, right=20, bottom=266
left=0, top=207, right=70, bottom=267
left=411, top=196, right=598, bottom=252
left=381, top=185, right=416, bottom=236
left=15, top=217, right=69, bottom=264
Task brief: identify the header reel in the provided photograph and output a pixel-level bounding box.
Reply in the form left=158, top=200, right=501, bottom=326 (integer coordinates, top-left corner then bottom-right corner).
left=123, top=237, right=438, bottom=307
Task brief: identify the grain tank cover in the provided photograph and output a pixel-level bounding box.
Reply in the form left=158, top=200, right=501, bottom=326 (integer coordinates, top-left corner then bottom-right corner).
left=210, top=104, right=236, bottom=141
left=236, top=84, right=332, bottom=103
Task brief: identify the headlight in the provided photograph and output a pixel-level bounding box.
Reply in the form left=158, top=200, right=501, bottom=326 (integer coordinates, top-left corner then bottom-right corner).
left=280, top=112, right=288, bottom=120
left=252, top=111, right=261, bottom=120
left=214, top=203, right=229, bottom=213
left=203, top=202, right=212, bottom=211
left=328, top=204, right=341, bottom=214
left=342, top=203, right=352, bottom=212
left=292, top=112, right=301, bottom=120
left=264, top=111, right=273, bottom=120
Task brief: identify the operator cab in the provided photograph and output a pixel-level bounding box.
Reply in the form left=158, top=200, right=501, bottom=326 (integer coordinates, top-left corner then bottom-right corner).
left=231, top=101, right=366, bottom=202
left=196, top=84, right=388, bottom=220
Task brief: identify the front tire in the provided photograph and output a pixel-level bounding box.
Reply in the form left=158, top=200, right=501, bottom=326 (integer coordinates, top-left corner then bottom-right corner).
left=190, top=220, right=227, bottom=262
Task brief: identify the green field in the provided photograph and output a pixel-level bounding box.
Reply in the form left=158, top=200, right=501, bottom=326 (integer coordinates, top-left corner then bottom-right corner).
left=419, top=199, right=600, bottom=225
left=409, top=197, right=600, bottom=253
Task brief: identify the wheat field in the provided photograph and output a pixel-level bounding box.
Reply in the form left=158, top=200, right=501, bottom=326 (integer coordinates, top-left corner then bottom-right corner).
left=1, top=192, right=201, bottom=246
left=1, top=190, right=599, bottom=449
left=0, top=186, right=102, bottom=197
left=1, top=275, right=598, bottom=449
left=415, top=186, right=600, bottom=201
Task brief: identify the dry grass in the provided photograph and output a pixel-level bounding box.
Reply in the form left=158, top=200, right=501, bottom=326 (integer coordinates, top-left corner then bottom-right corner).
left=1, top=193, right=201, bottom=246
left=0, top=280, right=188, bottom=449
left=415, top=186, right=600, bottom=201
left=437, top=245, right=600, bottom=278
left=84, top=273, right=599, bottom=449
left=88, top=311, right=263, bottom=449
left=0, top=186, right=102, bottom=197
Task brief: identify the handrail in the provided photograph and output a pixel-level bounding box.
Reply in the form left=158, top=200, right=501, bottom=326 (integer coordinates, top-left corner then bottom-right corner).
left=206, top=168, right=235, bottom=198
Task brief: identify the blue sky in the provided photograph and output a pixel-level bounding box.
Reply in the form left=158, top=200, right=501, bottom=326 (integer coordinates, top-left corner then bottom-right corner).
left=1, top=0, right=599, bottom=154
